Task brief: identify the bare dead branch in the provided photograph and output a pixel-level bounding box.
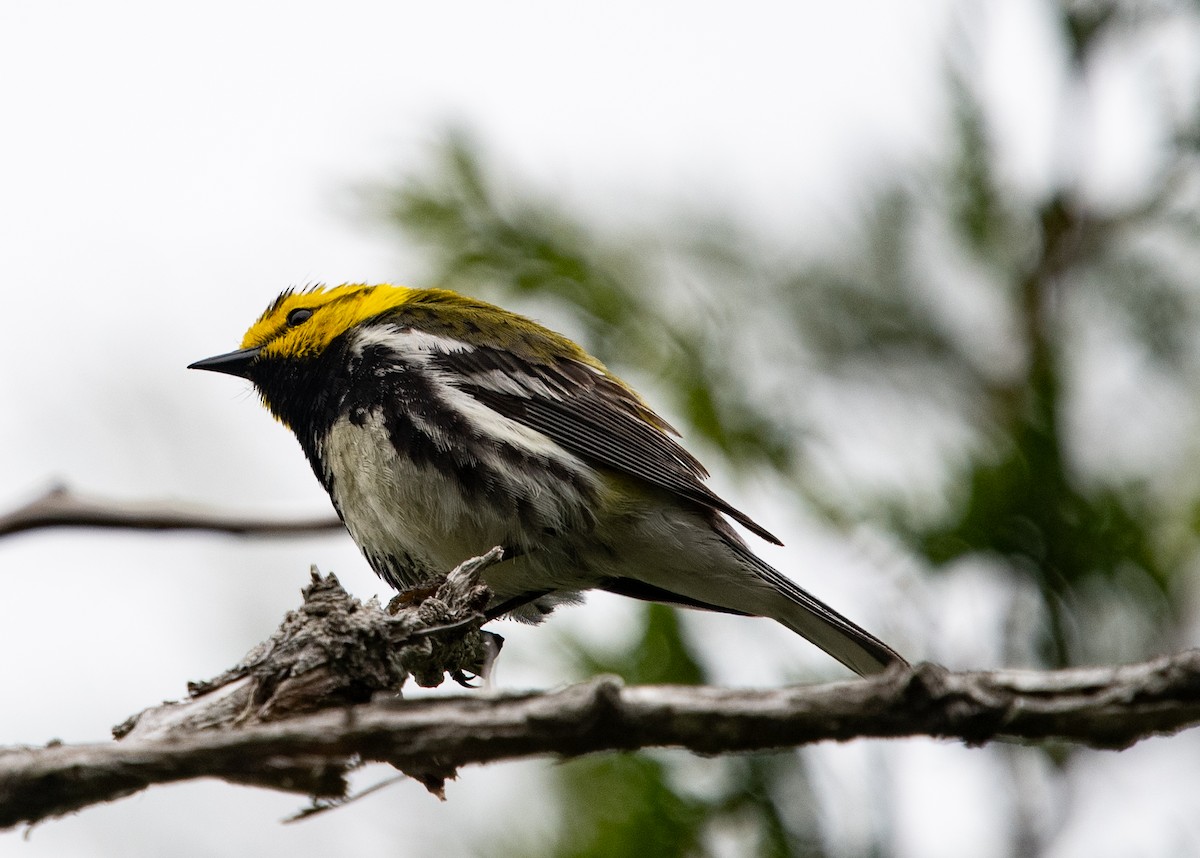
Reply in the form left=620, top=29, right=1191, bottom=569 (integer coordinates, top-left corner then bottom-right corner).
left=2, top=551, right=1199, bottom=831
left=4, top=651, right=1200, bottom=830
left=0, top=486, right=344, bottom=539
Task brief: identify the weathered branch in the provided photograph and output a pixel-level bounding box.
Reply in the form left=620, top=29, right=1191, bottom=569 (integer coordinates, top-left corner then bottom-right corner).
left=0, top=486, right=344, bottom=538
left=3, top=553, right=1199, bottom=832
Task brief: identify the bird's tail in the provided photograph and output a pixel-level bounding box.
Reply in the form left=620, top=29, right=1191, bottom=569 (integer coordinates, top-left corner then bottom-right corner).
left=593, top=512, right=908, bottom=677
left=723, top=538, right=907, bottom=676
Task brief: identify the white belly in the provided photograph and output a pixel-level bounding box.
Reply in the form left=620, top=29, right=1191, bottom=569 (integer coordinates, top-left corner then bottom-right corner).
left=323, top=413, right=494, bottom=573
left=321, top=410, right=601, bottom=594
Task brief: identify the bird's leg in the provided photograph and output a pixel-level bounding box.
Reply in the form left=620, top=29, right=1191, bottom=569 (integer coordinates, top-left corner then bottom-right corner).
left=450, top=631, right=505, bottom=688
left=483, top=589, right=554, bottom=621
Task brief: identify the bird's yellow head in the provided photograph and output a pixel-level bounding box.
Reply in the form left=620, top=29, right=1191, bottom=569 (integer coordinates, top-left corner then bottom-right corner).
left=189, top=282, right=607, bottom=385
left=190, top=281, right=626, bottom=438
left=242, top=283, right=416, bottom=360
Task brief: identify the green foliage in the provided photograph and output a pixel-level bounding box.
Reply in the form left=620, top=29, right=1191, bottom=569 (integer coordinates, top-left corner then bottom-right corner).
left=380, top=109, right=1199, bottom=667
left=373, top=3, right=1200, bottom=852
left=918, top=419, right=1170, bottom=665
left=548, top=754, right=708, bottom=858
left=381, top=128, right=793, bottom=471
left=533, top=752, right=824, bottom=858
left=560, top=603, right=706, bottom=687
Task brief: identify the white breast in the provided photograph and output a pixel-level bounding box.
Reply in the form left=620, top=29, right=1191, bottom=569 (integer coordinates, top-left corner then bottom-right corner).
left=323, top=411, right=490, bottom=575
left=322, top=407, right=601, bottom=584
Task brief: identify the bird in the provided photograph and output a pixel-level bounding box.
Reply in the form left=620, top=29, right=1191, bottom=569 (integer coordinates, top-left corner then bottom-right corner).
left=189, top=283, right=906, bottom=676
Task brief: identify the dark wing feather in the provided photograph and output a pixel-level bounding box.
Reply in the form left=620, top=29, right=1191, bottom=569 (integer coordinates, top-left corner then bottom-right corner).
left=434, top=346, right=782, bottom=546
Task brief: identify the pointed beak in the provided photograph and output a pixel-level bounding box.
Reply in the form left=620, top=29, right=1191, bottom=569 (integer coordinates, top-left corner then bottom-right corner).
left=187, top=346, right=261, bottom=378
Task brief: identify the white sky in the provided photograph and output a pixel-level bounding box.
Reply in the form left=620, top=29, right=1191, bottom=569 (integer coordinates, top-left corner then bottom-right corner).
left=2, top=1, right=1197, bottom=856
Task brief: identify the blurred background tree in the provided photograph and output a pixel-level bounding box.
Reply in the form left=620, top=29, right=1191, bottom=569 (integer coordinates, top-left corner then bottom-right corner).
left=364, top=1, right=1200, bottom=854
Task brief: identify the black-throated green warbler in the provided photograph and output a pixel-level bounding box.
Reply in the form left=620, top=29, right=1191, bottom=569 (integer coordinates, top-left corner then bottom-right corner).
left=189, top=283, right=905, bottom=676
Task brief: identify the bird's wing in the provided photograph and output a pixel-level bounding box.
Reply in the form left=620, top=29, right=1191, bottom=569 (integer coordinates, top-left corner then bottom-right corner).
left=432, top=344, right=782, bottom=546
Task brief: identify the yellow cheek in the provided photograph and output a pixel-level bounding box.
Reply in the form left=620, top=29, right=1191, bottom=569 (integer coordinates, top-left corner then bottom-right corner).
left=250, top=320, right=338, bottom=359
left=260, top=331, right=315, bottom=358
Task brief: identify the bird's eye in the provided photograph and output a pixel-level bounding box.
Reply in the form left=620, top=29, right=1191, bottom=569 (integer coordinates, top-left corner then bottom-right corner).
left=287, top=308, right=313, bottom=327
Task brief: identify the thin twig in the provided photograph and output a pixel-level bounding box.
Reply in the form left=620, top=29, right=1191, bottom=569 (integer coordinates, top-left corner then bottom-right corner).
left=283, top=774, right=407, bottom=824
left=0, top=486, right=344, bottom=539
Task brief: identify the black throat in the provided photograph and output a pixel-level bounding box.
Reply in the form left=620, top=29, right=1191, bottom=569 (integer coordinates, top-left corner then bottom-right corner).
left=247, top=338, right=358, bottom=481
